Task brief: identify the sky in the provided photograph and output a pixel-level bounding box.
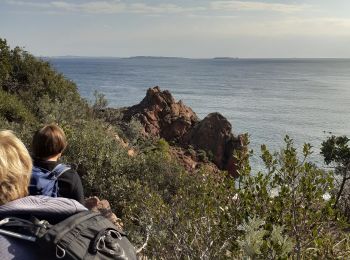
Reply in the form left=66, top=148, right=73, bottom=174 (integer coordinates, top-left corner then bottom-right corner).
left=1, top=0, right=350, bottom=58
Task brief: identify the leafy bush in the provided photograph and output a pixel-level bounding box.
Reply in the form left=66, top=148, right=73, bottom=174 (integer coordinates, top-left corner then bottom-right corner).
left=0, top=39, right=11, bottom=86
left=237, top=217, right=294, bottom=259
left=321, top=135, right=350, bottom=219
left=234, top=136, right=348, bottom=259
left=197, top=149, right=208, bottom=162
left=0, top=90, right=36, bottom=124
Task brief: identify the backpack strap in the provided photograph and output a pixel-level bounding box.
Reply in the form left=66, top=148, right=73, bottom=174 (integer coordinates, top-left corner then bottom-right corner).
left=0, top=216, right=46, bottom=242
left=48, top=164, right=71, bottom=179
left=0, top=227, right=36, bottom=242
left=31, top=164, right=71, bottom=180
left=29, top=164, right=71, bottom=197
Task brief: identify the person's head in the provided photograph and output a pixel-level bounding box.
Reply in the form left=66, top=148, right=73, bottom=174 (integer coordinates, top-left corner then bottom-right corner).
left=32, top=124, right=67, bottom=160
left=0, top=130, right=32, bottom=205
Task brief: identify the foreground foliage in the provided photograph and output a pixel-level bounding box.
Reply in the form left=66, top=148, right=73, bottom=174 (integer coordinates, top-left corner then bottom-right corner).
left=1, top=38, right=350, bottom=259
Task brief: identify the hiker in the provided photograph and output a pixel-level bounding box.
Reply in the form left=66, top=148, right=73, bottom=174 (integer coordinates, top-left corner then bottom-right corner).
left=0, top=130, right=87, bottom=259
left=29, top=124, right=84, bottom=204
left=0, top=130, right=137, bottom=259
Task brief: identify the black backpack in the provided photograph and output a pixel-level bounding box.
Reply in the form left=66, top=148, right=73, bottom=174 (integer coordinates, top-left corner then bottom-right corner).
left=0, top=211, right=137, bottom=260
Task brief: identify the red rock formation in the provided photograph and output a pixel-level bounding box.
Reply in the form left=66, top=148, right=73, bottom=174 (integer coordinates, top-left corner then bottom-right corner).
left=183, top=113, right=243, bottom=177
left=123, top=87, right=243, bottom=177
left=85, top=197, right=124, bottom=230
left=123, top=86, right=198, bottom=141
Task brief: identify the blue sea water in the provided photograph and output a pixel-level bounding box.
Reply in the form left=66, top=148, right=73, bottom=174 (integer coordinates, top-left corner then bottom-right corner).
left=48, top=57, right=350, bottom=168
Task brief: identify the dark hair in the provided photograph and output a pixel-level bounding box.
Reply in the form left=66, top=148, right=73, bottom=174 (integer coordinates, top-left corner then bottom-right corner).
left=32, top=124, right=67, bottom=159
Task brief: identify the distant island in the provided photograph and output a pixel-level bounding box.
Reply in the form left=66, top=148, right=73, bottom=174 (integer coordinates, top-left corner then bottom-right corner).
left=213, top=57, right=239, bottom=60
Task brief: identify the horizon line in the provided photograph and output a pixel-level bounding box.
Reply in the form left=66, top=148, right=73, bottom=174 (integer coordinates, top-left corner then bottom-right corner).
left=39, top=55, right=350, bottom=60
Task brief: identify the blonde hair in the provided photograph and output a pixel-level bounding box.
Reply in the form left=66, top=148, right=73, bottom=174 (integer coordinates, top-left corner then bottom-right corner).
left=0, top=130, right=32, bottom=205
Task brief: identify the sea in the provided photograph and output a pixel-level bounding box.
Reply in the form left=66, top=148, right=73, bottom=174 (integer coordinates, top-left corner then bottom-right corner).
left=48, top=57, right=350, bottom=169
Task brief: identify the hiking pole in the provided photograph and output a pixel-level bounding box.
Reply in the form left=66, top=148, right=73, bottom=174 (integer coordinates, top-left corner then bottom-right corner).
left=0, top=228, right=36, bottom=242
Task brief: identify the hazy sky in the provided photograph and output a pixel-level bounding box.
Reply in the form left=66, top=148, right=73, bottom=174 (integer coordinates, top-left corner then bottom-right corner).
left=1, top=0, right=350, bottom=58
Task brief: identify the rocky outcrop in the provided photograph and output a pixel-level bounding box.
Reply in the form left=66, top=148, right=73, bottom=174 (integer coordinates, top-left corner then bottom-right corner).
left=183, top=113, right=243, bottom=177
left=123, top=86, right=199, bottom=142
left=122, top=87, right=244, bottom=177
left=85, top=197, right=123, bottom=231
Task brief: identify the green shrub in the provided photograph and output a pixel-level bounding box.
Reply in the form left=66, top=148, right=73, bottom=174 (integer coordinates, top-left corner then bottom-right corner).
left=234, top=136, right=346, bottom=259
left=123, top=118, right=144, bottom=145
left=0, top=90, right=36, bottom=124
left=197, top=149, right=208, bottom=162
left=0, top=39, right=11, bottom=86
left=186, top=146, right=196, bottom=157
left=321, top=135, right=350, bottom=219
left=237, top=217, right=294, bottom=259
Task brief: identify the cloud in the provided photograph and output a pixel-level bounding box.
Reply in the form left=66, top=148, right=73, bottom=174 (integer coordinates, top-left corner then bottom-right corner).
left=128, top=3, right=205, bottom=14
left=210, top=1, right=310, bottom=13
left=199, top=16, right=350, bottom=37
left=52, top=1, right=127, bottom=14
left=5, top=0, right=126, bottom=13
left=5, top=0, right=51, bottom=9
left=4, top=0, right=309, bottom=15
left=4, top=0, right=203, bottom=14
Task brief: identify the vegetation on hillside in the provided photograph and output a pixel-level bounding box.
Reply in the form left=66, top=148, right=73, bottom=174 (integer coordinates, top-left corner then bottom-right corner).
left=1, top=38, right=350, bottom=258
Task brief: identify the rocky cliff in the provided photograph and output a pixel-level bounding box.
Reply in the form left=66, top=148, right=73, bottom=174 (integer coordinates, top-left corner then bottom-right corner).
left=122, top=86, right=243, bottom=177
left=123, top=86, right=198, bottom=141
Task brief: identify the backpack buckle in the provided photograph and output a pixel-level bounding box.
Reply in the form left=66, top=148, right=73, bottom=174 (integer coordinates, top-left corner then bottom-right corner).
left=107, top=230, right=122, bottom=240
left=56, top=244, right=66, bottom=259
left=96, top=236, right=106, bottom=251
left=0, top=218, right=10, bottom=225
